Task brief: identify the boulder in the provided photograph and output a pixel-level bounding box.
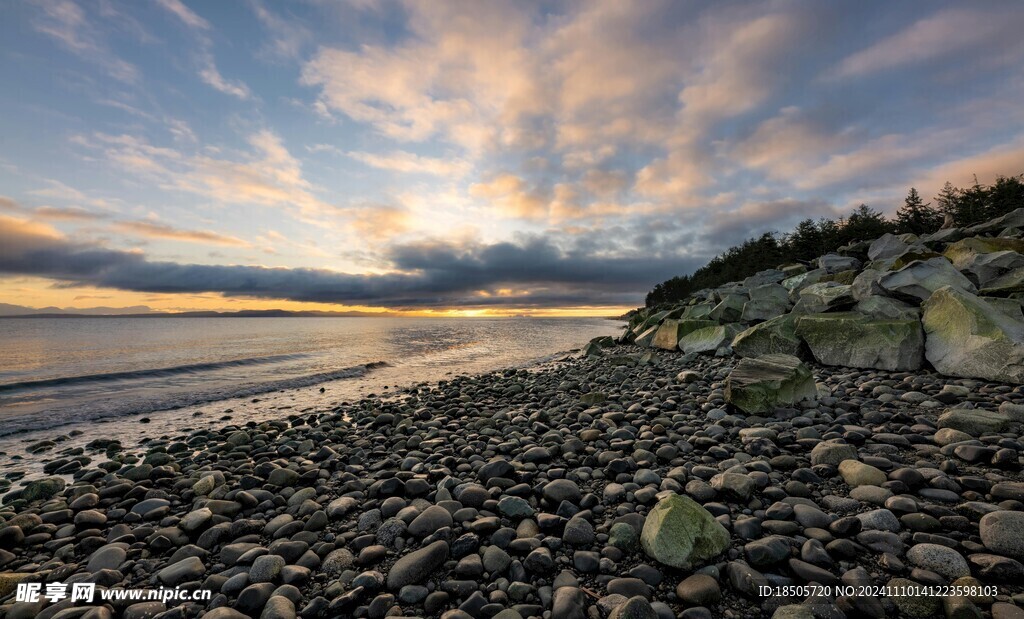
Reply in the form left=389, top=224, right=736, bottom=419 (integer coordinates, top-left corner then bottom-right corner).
left=743, top=269, right=786, bottom=287
left=851, top=268, right=885, bottom=301
left=795, top=282, right=856, bottom=313
left=867, top=233, right=912, bottom=261
left=679, top=325, right=741, bottom=355
left=782, top=268, right=827, bottom=293
left=854, top=295, right=919, bottom=320
left=731, top=314, right=803, bottom=358
left=682, top=302, right=715, bottom=320
left=634, top=325, right=659, bottom=348
left=795, top=313, right=924, bottom=371
left=878, top=257, right=976, bottom=303
left=709, top=294, right=746, bottom=323
left=984, top=297, right=1024, bottom=321
left=966, top=208, right=1024, bottom=235
left=945, top=237, right=1024, bottom=284
left=921, top=286, right=1024, bottom=383
left=640, top=494, right=729, bottom=569
left=740, top=298, right=789, bottom=322
left=651, top=319, right=683, bottom=351
left=981, top=266, right=1024, bottom=295
left=818, top=253, right=861, bottom=273
left=724, top=354, right=817, bottom=414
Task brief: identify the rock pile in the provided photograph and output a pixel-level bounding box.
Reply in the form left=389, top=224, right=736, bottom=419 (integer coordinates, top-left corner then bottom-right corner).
left=624, top=210, right=1024, bottom=385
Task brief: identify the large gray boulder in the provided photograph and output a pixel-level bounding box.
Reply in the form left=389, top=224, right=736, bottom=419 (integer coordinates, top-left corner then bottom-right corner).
left=945, top=237, right=1024, bottom=285
left=743, top=269, right=786, bottom=287
left=796, top=282, right=855, bottom=313
left=782, top=268, right=827, bottom=293
left=981, top=266, right=1024, bottom=296
left=634, top=325, right=659, bottom=348
left=868, top=233, right=912, bottom=261
left=710, top=294, right=747, bottom=323
left=818, top=253, right=861, bottom=273
left=679, top=325, right=741, bottom=354
left=854, top=296, right=919, bottom=320
left=724, top=354, right=817, bottom=414
left=878, top=257, right=976, bottom=303
left=741, top=298, right=789, bottom=322
left=651, top=319, right=684, bottom=351
left=921, top=285, right=1024, bottom=384
left=640, top=493, right=730, bottom=569
left=731, top=314, right=803, bottom=358
left=795, top=313, right=924, bottom=371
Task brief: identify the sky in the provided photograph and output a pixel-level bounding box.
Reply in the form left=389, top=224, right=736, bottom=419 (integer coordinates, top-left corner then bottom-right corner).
left=1, top=1, right=1023, bottom=316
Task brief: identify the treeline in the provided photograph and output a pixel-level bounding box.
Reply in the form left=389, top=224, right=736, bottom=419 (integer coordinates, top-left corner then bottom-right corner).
left=645, top=174, right=1024, bottom=307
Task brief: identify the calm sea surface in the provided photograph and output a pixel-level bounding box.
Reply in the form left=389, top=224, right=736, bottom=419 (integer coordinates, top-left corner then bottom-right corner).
left=0, top=317, right=619, bottom=439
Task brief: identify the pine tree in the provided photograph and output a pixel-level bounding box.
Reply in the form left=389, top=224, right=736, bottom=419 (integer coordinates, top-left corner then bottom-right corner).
left=895, top=187, right=943, bottom=234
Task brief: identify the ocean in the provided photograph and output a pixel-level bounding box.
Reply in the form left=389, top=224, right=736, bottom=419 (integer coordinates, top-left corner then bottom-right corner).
left=0, top=316, right=618, bottom=440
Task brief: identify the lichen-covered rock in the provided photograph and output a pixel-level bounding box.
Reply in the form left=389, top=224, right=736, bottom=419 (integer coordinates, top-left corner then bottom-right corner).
left=679, top=325, right=740, bottom=354
left=724, top=354, right=817, bottom=414
left=640, top=493, right=729, bottom=569
left=709, top=294, right=746, bottom=323
left=731, top=314, right=803, bottom=358
left=651, top=319, right=683, bottom=351
left=868, top=233, right=911, bottom=261
left=741, top=298, right=789, bottom=322
left=922, top=285, right=1024, bottom=383
left=879, top=257, right=977, bottom=303
left=818, top=253, right=861, bottom=273
left=795, top=313, right=924, bottom=371
left=795, top=282, right=855, bottom=314
left=854, top=296, right=919, bottom=320
left=782, top=268, right=827, bottom=293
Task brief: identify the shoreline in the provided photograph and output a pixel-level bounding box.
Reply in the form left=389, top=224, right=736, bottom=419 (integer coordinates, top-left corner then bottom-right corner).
left=0, top=342, right=1022, bottom=617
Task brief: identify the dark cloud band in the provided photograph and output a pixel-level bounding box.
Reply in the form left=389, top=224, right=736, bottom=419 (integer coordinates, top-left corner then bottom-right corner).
left=0, top=219, right=699, bottom=308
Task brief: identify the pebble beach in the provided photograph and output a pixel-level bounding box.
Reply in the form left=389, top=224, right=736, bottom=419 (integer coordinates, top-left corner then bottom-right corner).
left=2, top=342, right=1024, bottom=619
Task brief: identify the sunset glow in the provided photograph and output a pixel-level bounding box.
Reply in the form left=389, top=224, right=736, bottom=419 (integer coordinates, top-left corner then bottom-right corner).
left=2, top=2, right=1022, bottom=314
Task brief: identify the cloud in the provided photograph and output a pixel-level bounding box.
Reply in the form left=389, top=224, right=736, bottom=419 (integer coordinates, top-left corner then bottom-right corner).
left=348, top=150, right=471, bottom=177
left=0, top=195, right=107, bottom=221
left=153, top=0, right=210, bottom=31
left=0, top=215, right=696, bottom=308
left=833, top=8, right=1024, bottom=78
left=114, top=220, right=249, bottom=246
left=76, top=130, right=339, bottom=222
left=250, top=1, right=311, bottom=60
left=31, top=0, right=139, bottom=82
left=198, top=53, right=252, bottom=99
left=704, top=199, right=840, bottom=247
left=469, top=174, right=548, bottom=219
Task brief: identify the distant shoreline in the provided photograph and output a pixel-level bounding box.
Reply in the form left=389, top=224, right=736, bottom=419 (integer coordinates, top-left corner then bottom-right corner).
left=0, top=311, right=627, bottom=319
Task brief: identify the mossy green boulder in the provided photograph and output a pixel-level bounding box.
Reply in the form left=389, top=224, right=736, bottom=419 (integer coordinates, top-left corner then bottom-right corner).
left=679, top=325, right=740, bottom=354
left=922, top=285, right=1024, bottom=383
left=796, top=313, right=924, bottom=371
left=731, top=314, right=802, bottom=358
left=724, top=354, right=817, bottom=414
left=640, top=493, right=730, bottom=569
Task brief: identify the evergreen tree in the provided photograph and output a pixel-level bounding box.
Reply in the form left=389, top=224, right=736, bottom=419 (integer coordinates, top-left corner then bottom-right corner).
left=895, top=187, right=942, bottom=234
left=935, top=181, right=960, bottom=222
left=987, top=175, right=1024, bottom=219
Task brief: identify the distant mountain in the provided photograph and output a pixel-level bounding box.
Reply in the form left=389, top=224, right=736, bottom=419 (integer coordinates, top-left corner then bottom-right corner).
left=0, top=303, right=392, bottom=318
left=0, top=303, right=155, bottom=316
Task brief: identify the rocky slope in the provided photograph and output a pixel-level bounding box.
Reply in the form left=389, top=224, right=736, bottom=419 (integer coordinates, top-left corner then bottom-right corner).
left=624, top=207, right=1024, bottom=387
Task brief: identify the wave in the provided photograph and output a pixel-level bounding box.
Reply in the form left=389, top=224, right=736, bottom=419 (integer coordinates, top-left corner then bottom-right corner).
left=0, top=353, right=311, bottom=392
left=0, top=360, right=389, bottom=437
